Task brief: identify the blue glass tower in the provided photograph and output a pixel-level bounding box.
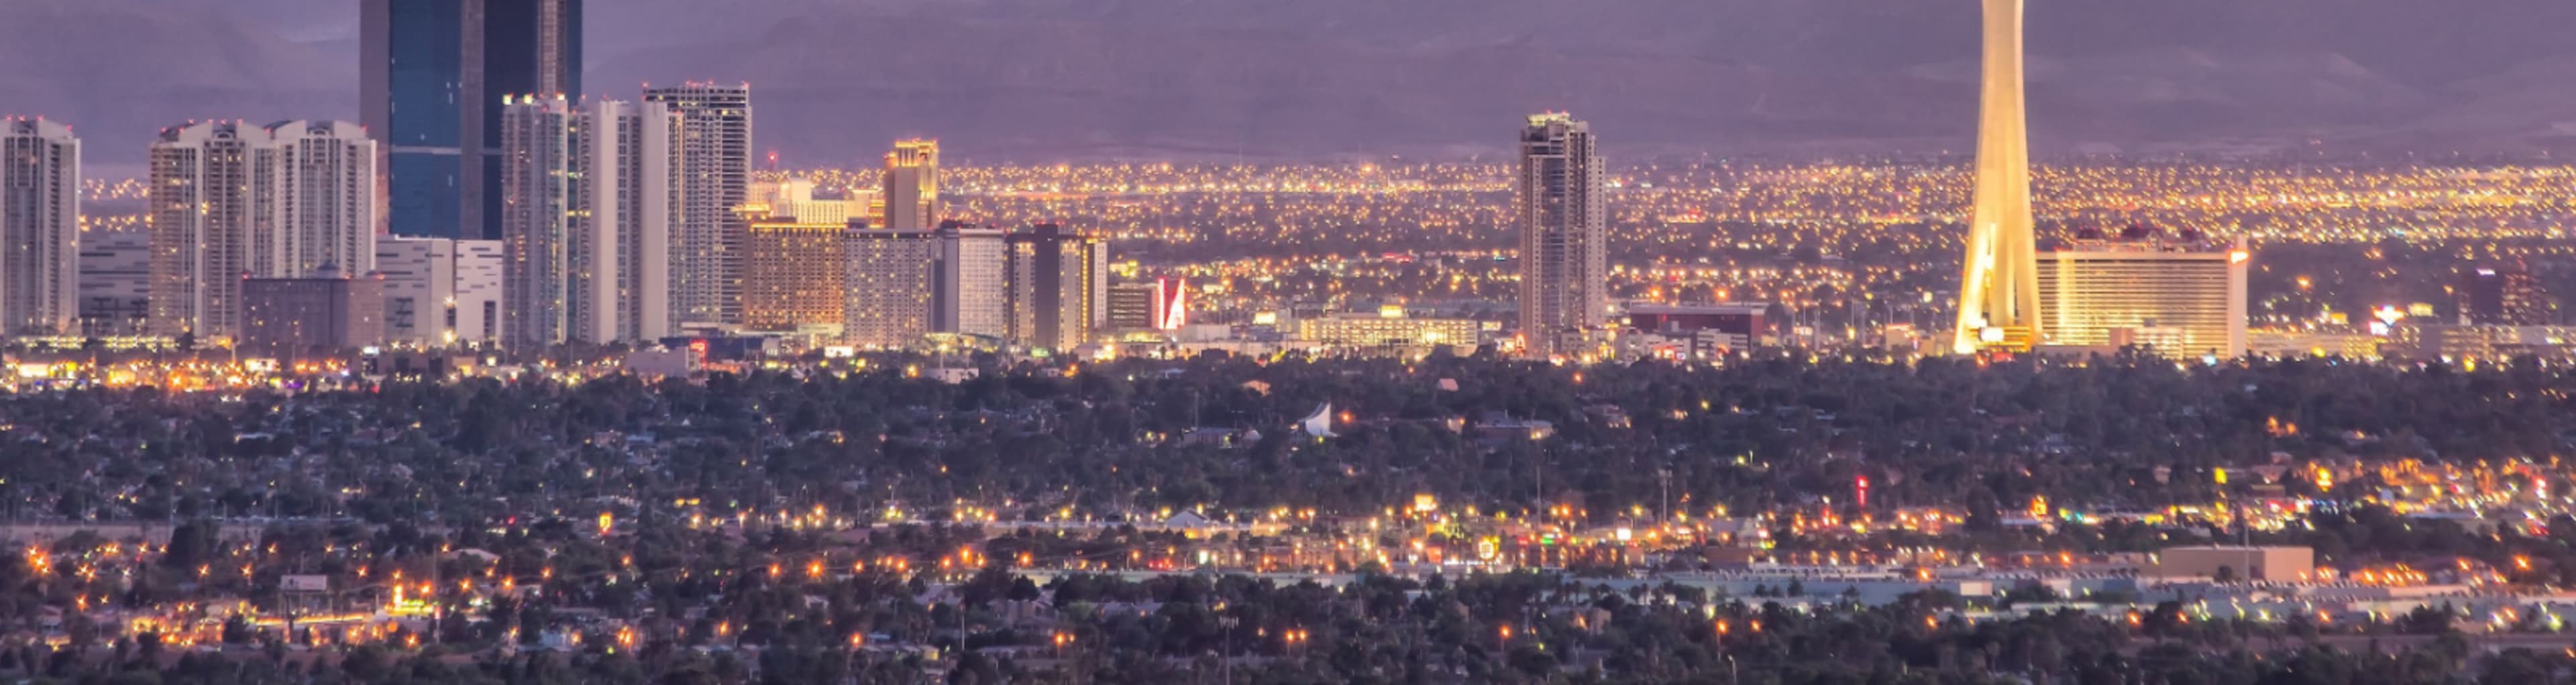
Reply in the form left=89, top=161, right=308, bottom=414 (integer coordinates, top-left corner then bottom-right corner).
left=362, top=0, right=582, bottom=240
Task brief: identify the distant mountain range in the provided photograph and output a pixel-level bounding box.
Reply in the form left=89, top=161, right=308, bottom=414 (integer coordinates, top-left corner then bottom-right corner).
left=11, top=0, right=2576, bottom=167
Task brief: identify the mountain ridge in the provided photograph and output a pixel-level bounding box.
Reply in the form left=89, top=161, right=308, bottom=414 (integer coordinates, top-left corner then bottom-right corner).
left=6, top=0, right=2571, bottom=165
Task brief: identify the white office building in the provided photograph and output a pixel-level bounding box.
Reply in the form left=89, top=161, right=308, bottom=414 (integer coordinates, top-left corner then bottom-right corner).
left=643, top=83, right=751, bottom=329
left=455, top=239, right=505, bottom=344
left=496, top=95, right=674, bottom=348
left=0, top=117, right=79, bottom=336
left=933, top=222, right=1006, bottom=339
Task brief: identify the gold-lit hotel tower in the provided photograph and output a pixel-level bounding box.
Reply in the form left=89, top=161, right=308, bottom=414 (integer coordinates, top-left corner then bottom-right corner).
left=1952, top=0, right=2043, bottom=354
left=883, top=140, right=940, bottom=231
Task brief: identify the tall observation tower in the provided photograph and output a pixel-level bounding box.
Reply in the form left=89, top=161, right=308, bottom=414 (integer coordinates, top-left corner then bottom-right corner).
left=1952, top=0, right=2043, bottom=354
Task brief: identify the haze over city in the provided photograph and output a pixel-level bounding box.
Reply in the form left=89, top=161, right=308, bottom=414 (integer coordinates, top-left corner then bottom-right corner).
left=12, top=0, right=2576, bottom=168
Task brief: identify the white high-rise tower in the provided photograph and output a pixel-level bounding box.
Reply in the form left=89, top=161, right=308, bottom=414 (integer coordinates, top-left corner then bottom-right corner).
left=150, top=120, right=381, bottom=341
left=149, top=121, right=259, bottom=341
left=1953, top=0, right=2044, bottom=355
left=498, top=95, right=676, bottom=349
left=643, top=83, right=752, bottom=330
left=0, top=118, right=80, bottom=337
left=256, top=120, right=378, bottom=279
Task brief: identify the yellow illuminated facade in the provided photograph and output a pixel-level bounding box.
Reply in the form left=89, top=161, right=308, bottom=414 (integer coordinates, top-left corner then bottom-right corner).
left=1953, top=0, right=2043, bottom=354
left=2035, top=240, right=2248, bottom=359
left=883, top=140, right=939, bottom=231
left=1300, top=312, right=1483, bottom=352
left=744, top=220, right=848, bottom=331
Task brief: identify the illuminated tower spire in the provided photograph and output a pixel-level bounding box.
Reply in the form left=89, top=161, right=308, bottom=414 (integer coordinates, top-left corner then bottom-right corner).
left=1953, top=0, right=2043, bottom=354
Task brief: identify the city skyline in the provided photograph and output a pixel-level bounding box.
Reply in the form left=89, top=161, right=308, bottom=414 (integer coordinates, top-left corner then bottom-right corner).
left=13, top=0, right=2576, bottom=171
left=7, top=3, right=2576, bottom=683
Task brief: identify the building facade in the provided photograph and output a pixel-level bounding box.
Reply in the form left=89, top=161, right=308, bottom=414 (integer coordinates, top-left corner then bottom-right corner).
left=1623, top=303, right=1771, bottom=355
left=148, top=121, right=380, bottom=342
left=1105, top=277, right=1187, bottom=333
left=2461, top=265, right=2551, bottom=326
left=149, top=122, right=258, bottom=341
left=841, top=229, right=935, bottom=348
left=1515, top=113, right=1607, bottom=360
left=2034, top=236, right=2249, bottom=359
left=497, top=96, right=674, bottom=348
left=883, top=140, right=938, bottom=231
left=455, top=239, right=505, bottom=344
left=78, top=230, right=150, bottom=337
left=1003, top=224, right=1110, bottom=352
left=746, top=179, right=864, bottom=226
left=0, top=117, right=79, bottom=336
left=240, top=266, right=386, bottom=356
left=932, top=222, right=1006, bottom=340
left=254, top=121, right=378, bottom=280
left=375, top=236, right=457, bottom=346
left=1301, top=311, right=1483, bottom=352
left=743, top=219, right=847, bottom=331
left=374, top=235, right=510, bottom=348
left=642, top=84, right=752, bottom=329
left=362, top=0, right=582, bottom=240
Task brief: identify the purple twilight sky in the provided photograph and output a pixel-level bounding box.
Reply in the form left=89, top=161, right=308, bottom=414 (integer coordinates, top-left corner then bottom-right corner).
left=8, top=0, right=2575, bottom=168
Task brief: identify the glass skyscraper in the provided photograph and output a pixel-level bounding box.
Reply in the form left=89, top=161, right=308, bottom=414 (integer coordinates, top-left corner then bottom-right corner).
left=362, top=0, right=582, bottom=240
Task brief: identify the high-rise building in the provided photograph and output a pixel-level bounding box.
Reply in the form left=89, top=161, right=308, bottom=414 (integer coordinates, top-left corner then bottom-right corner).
left=883, top=140, right=939, bottom=231
left=148, top=121, right=381, bottom=342
left=611, top=101, right=678, bottom=342
left=362, top=0, right=582, bottom=240
left=496, top=95, right=674, bottom=348
left=1515, top=113, right=1607, bottom=360
left=2034, top=233, right=2249, bottom=359
left=149, top=121, right=257, bottom=341
left=643, top=84, right=753, bottom=329
left=743, top=218, right=847, bottom=332
left=498, top=97, right=576, bottom=349
left=0, top=117, right=79, bottom=336
left=78, top=230, right=150, bottom=337
left=254, top=121, right=378, bottom=280
left=1953, top=0, right=2044, bottom=355
left=1003, top=224, right=1110, bottom=352
left=240, top=265, right=386, bottom=356
left=932, top=221, right=1008, bottom=340
left=2461, top=265, right=2552, bottom=326
left=841, top=228, right=935, bottom=348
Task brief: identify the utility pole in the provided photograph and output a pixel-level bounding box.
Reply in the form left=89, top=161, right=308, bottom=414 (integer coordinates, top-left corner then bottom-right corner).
left=1220, top=616, right=1238, bottom=685
left=1658, top=468, right=1673, bottom=529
